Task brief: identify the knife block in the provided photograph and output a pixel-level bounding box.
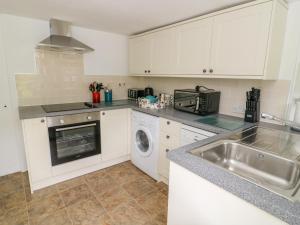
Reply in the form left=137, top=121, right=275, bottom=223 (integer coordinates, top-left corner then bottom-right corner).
left=244, top=101, right=260, bottom=123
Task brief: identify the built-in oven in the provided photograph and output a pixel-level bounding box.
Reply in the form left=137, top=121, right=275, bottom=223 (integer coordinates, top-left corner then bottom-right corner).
left=47, top=112, right=101, bottom=166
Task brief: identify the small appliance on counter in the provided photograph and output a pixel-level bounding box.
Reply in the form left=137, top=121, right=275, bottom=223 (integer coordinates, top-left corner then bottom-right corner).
left=244, top=87, right=260, bottom=123
left=128, top=88, right=145, bottom=100
left=144, top=87, right=154, bottom=96
left=174, top=86, right=221, bottom=115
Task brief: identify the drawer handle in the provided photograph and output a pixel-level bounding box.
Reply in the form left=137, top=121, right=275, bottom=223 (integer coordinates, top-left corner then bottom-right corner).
left=41, top=119, right=45, bottom=123
left=102, top=112, right=105, bottom=116
left=166, top=135, right=170, bottom=139
left=166, top=149, right=170, bottom=153
left=167, top=121, right=170, bottom=125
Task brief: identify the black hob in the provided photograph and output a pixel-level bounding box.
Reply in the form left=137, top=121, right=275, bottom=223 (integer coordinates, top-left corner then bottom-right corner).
left=42, top=102, right=97, bottom=113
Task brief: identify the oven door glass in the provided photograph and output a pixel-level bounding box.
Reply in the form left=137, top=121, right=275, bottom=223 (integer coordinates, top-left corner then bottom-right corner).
left=49, top=121, right=100, bottom=166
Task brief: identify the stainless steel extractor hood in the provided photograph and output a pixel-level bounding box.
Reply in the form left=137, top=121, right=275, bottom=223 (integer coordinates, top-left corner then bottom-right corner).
left=36, top=19, right=94, bottom=53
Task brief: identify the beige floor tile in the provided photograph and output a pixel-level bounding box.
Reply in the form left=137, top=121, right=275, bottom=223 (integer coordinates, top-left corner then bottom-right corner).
left=0, top=188, right=26, bottom=211
left=25, top=185, right=58, bottom=203
left=29, top=208, right=72, bottom=225
left=60, top=184, right=92, bottom=206
left=28, top=193, right=65, bottom=222
left=151, top=212, right=168, bottom=225
left=105, top=164, right=140, bottom=185
left=22, top=172, right=30, bottom=187
left=155, top=182, right=169, bottom=197
left=97, top=186, right=132, bottom=212
left=55, top=176, right=86, bottom=192
left=86, top=174, right=116, bottom=196
left=109, top=200, right=151, bottom=225
left=136, top=190, right=168, bottom=217
left=71, top=213, right=115, bottom=225
left=0, top=162, right=168, bottom=225
left=67, top=198, right=106, bottom=225
left=0, top=177, right=24, bottom=198
left=84, top=168, right=107, bottom=181
left=122, top=179, right=156, bottom=199
left=0, top=204, right=28, bottom=225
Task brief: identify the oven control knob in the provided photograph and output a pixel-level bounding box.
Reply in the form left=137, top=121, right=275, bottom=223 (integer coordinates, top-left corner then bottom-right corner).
left=87, top=116, right=92, bottom=120
left=60, top=119, right=65, bottom=124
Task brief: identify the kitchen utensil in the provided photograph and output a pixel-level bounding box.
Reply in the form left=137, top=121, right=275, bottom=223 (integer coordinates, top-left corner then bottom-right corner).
left=245, top=87, right=260, bottom=123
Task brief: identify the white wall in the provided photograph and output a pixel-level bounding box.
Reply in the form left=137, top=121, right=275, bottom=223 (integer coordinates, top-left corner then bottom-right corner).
left=73, top=26, right=128, bottom=75
left=0, top=14, right=129, bottom=175
left=279, top=1, right=300, bottom=119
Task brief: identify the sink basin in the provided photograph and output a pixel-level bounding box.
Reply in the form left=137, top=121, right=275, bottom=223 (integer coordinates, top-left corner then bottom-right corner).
left=193, top=141, right=300, bottom=190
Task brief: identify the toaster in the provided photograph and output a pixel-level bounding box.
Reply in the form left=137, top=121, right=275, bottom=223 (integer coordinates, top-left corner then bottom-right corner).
left=128, top=88, right=145, bottom=100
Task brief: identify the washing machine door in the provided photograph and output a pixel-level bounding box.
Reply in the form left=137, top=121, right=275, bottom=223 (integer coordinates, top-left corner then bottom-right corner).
left=135, top=126, right=153, bottom=157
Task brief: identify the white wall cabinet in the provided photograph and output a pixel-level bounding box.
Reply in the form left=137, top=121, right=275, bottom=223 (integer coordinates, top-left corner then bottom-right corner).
left=100, top=109, right=130, bottom=161
left=129, top=35, right=152, bottom=75
left=22, top=118, right=52, bottom=184
left=151, top=28, right=177, bottom=74
left=210, top=2, right=272, bottom=76
left=129, top=0, right=287, bottom=79
left=158, top=118, right=182, bottom=182
left=176, top=18, right=213, bottom=75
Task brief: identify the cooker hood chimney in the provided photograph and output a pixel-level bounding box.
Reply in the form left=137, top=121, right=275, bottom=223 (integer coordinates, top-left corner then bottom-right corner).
left=36, top=19, right=94, bottom=53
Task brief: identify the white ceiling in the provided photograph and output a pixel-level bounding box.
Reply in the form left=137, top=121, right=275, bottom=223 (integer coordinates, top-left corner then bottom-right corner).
left=0, top=0, right=260, bottom=35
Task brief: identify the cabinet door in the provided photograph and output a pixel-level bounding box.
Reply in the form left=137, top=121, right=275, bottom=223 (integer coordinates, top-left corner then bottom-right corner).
left=22, top=118, right=52, bottom=183
left=129, top=36, right=152, bottom=75
left=151, top=28, right=177, bottom=75
left=158, top=118, right=181, bottom=180
left=176, top=18, right=213, bottom=75
left=210, top=2, right=272, bottom=76
left=101, top=109, right=129, bottom=161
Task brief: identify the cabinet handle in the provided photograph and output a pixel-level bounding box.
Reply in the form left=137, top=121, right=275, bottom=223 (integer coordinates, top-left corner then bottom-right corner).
left=166, top=149, right=170, bottom=153
left=147, top=70, right=150, bottom=73
left=167, top=121, right=170, bottom=125
left=41, top=119, right=45, bottom=123
left=102, top=112, right=105, bottom=116
left=209, top=69, right=213, bottom=73
left=144, top=70, right=147, bottom=73
left=166, top=135, right=170, bottom=139
left=203, top=69, right=207, bottom=73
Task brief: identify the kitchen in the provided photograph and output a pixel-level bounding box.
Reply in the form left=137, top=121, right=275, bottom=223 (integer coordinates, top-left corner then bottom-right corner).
left=1, top=0, right=300, bottom=224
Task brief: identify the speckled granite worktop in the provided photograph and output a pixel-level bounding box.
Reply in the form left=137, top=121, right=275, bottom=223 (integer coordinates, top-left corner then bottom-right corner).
left=168, top=122, right=300, bottom=225
left=19, top=99, right=244, bottom=134
left=19, top=100, right=300, bottom=224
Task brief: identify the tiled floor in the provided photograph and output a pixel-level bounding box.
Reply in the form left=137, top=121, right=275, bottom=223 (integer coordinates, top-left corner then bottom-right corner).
left=0, top=161, right=168, bottom=225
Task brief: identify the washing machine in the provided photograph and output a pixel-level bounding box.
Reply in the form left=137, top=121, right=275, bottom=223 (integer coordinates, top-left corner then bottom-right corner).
left=131, top=111, right=160, bottom=180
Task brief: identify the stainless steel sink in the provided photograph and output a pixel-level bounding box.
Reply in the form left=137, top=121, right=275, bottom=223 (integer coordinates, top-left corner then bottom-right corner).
left=190, top=126, right=300, bottom=201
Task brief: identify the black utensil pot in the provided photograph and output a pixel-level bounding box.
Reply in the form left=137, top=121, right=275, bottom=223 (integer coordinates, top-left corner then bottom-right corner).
left=145, top=87, right=154, bottom=96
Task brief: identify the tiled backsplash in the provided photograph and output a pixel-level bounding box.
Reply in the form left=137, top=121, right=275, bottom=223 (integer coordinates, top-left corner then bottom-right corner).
left=144, top=77, right=290, bottom=118
left=16, top=50, right=290, bottom=119
left=16, top=50, right=145, bottom=106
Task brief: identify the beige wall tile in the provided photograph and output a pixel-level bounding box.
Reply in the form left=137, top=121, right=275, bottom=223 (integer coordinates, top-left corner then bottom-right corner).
left=16, top=50, right=290, bottom=118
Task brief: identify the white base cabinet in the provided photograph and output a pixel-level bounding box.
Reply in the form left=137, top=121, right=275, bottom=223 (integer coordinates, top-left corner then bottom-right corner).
left=21, top=108, right=131, bottom=192
left=100, top=108, right=130, bottom=161
left=22, top=118, right=52, bottom=185
left=168, top=162, right=288, bottom=225
left=158, top=118, right=182, bottom=182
